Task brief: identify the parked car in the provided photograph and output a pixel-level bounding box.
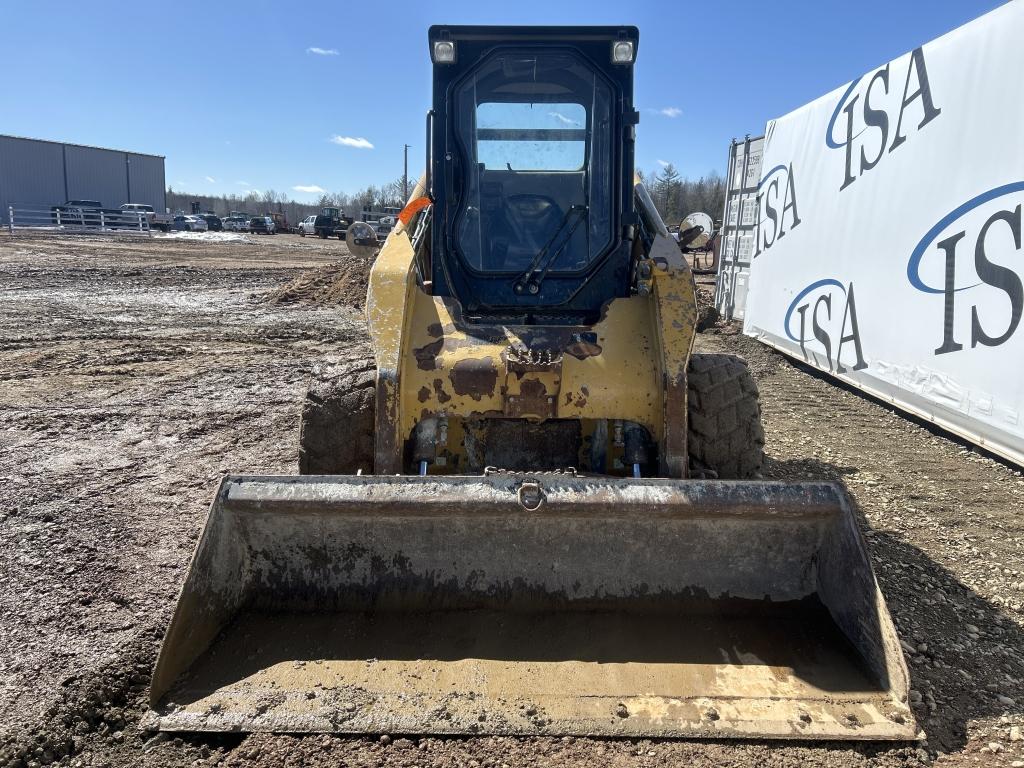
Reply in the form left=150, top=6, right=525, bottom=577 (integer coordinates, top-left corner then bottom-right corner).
left=171, top=215, right=209, bottom=232
left=120, top=203, right=173, bottom=232
left=249, top=216, right=276, bottom=235
left=297, top=215, right=317, bottom=237
left=195, top=214, right=223, bottom=232
left=222, top=216, right=249, bottom=232
left=50, top=199, right=118, bottom=227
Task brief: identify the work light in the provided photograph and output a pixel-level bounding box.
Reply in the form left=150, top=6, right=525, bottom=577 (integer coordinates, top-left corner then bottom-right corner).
left=433, top=40, right=456, bottom=64
left=611, top=40, right=634, bottom=64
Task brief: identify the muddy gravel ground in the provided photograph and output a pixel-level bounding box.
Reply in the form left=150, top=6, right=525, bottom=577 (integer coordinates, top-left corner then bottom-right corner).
left=1, top=234, right=1022, bottom=768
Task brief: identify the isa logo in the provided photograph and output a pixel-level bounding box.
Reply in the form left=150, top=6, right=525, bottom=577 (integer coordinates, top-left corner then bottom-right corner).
left=908, top=182, right=1024, bottom=356
left=826, top=47, right=941, bottom=191
left=784, top=279, right=867, bottom=374
left=755, top=162, right=801, bottom=257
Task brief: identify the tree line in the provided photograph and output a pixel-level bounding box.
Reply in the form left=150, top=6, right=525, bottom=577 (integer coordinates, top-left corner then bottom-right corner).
left=637, top=164, right=727, bottom=228
left=166, top=166, right=723, bottom=227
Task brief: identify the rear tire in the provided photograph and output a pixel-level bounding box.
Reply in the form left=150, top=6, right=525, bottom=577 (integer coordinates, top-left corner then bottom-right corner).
left=298, top=358, right=377, bottom=475
left=687, top=353, right=764, bottom=479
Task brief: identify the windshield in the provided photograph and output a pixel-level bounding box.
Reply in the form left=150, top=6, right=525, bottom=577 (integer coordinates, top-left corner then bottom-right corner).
left=453, top=50, right=613, bottom=274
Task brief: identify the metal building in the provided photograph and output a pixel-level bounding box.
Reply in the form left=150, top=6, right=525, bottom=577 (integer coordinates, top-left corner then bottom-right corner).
left=0, top=134, right=166, bottom=219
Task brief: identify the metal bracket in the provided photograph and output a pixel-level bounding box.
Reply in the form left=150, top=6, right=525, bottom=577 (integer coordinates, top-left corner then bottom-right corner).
left=516, top=479, right=545, bottom=511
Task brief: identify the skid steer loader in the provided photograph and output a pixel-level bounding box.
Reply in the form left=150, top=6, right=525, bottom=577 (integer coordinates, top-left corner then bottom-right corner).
left=149, top=26, right=916, bottom=740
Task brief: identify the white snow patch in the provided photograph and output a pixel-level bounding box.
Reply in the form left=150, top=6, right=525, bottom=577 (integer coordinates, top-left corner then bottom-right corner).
left=156, top=231, right=250, bottom=243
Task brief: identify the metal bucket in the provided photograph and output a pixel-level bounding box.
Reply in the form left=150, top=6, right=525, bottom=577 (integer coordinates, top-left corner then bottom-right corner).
left=149, top=474, right=916, bottom=740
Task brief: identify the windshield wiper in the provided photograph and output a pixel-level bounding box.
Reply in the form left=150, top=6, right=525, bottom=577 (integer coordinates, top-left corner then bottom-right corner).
left=513, top=204, right=588, bottom=296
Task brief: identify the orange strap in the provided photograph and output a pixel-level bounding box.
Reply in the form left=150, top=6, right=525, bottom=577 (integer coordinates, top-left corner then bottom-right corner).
left=398, top=195, right=433, bottom=226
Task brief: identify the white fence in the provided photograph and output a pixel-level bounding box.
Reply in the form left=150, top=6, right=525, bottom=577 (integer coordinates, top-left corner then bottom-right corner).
left=7, top=205, right=152, bottom=236
left=743, top=2, right=1024, bottom=466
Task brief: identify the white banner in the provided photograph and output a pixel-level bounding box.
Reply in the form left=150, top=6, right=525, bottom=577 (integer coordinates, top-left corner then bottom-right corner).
left=743, top=1, right=1024, bottom=466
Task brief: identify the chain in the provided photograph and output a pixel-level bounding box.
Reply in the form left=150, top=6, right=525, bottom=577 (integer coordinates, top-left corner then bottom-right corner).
left=483, top=466, right=578, bottom=477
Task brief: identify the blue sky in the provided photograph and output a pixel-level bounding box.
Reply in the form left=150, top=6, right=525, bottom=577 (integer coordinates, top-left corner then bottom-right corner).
left=0, top=0, right=1005, bottom=202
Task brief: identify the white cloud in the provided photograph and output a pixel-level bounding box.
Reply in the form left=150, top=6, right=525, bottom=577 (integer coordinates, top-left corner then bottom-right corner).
left=236, top=181, right=250, bottom=187
left=175, top=180, right=187, bottom=187
left=548, top=111, right=580, bottom=126
left=307, top=47, right=339, bottom=56
left=656, top=107, right=682, bottom=118
left=330, top=135, right=374, bottom=149
left=657, top=159, right=671, bottom=168
left=292, top=184, right=326, bottom=194
left=204, top=176, right=216, bottom=183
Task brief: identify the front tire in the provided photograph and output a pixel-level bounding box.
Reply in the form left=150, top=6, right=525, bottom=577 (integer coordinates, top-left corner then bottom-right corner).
left=687, top=353, right=764, bottom=479
left=298, top=358, right=377, bottom=475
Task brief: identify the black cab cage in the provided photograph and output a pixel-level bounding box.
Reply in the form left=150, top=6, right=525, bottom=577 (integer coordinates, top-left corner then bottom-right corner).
left=426, top=25, right=640, bottom=324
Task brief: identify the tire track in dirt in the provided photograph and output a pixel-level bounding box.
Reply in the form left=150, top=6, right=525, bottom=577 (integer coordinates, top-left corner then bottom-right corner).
left=2, top=235, right=1022, bottom=767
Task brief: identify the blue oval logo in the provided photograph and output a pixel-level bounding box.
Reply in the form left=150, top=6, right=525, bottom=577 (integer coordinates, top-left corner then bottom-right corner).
left=783, top=279, right=846, bottom=342
left=758, top=163, right=788, bottom=190
left=825, top=76, right=865, bottom=150
left=907, top=181, right=1024, bottom=294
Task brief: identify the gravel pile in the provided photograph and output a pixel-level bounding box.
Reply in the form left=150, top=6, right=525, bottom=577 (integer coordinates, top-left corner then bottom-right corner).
left=264, top=257, right=373, bottom=310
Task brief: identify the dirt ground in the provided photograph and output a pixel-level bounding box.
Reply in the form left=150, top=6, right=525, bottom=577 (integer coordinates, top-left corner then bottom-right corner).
left=1, top=233, right=1022, bottom=768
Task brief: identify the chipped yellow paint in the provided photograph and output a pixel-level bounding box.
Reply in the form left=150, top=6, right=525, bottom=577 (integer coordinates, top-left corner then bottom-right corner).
left=366, top=228, right=418, bottom=473
left=647, top=232, right=699, bottom=476
left=401, top=292, right=664, bottom=443
left=366, top=178, right=698, bottom=476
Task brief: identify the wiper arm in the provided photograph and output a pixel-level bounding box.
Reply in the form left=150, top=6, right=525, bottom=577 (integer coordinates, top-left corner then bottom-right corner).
left=513, top=204, right=588, bottom=295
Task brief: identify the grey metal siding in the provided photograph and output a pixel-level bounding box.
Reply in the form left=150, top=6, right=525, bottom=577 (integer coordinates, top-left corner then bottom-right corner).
left=0, top=135, right=165, bottom=222
left=0, top=136, right=66, bottom=219
left=65, top=144, right=129, bottom=209
left=127, top=153, right=166, bottom=212
left=715, top=136, right=764, bottom=321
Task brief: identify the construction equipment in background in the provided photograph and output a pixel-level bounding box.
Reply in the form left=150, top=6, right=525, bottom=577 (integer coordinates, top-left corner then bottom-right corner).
left=149, top=25, right=916, bottom=741
left=677, top=211, right=719, bottom=274
left=314, top=206, right=355, bottom=240
left=267, top=211, right=292, bottom=234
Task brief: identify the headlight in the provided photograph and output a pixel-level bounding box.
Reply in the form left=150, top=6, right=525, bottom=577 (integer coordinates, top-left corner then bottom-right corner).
left=612, top=40, right=635, bottom=64
left=432, top=40, right=455, bottom=64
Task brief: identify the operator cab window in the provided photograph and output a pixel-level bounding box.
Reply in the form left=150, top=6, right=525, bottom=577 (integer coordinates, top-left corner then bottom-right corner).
left=476, top=102, right=586, bottom=171
left=453, top=51, right=614, bottom=275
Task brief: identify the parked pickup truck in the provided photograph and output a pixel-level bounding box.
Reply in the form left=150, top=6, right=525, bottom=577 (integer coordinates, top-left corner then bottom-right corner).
left=313, top=206, right=354, bottom=240
left=120, top=203, right=173, bottom=232
left=50, top=200, right=116, bottom=227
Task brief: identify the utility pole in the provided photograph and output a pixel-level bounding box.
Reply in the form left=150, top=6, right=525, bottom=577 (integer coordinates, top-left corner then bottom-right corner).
left=403, top=144, right=410, bottom=202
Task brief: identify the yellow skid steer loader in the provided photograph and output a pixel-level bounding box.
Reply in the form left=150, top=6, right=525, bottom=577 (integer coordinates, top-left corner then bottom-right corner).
left=149, top=26, right=916, bottom=741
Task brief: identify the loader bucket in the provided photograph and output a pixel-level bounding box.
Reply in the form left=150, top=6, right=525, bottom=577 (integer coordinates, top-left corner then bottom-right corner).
left=150, top=474, right=916, bottom=740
